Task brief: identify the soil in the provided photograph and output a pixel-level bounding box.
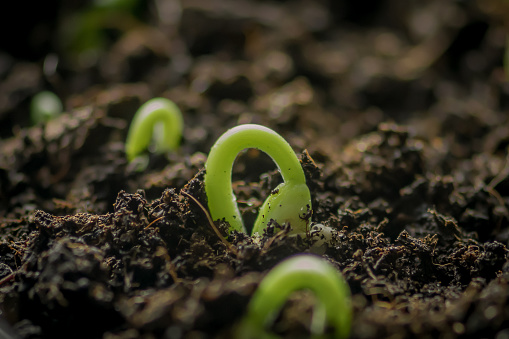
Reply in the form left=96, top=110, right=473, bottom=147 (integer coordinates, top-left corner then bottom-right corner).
left=1, top=0, right=509, bottom=338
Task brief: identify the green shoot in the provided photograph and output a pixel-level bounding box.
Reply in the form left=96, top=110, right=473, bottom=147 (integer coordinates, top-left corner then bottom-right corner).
left=59, top=0, right=141, bottom=66
left=204, top=124, right=312, bottom=235
left=30, top=91, right=63, bottom=125
left=125, top=97, right=183, bottom=162
left=237, top=254, right=352, bottom=339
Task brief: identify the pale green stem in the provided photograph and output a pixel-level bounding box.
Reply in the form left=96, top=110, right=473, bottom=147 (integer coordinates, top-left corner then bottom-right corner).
left=204, top=124, right=311, bottom=234
left=238, top=254, right=352, bottom=339
left=125, top=97, right=183, bottom=162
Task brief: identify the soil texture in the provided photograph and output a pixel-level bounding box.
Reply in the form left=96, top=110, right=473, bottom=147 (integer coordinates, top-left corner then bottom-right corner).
left=1, top=1, right=509, bottom=338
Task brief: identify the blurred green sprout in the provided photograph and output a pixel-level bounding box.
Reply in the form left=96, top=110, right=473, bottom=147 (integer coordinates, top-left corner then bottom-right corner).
left=204, top=124, right=312, bottom=235
left=30, top=91, right=63, bottom=125
left=59, top=0, right=142, bottom=66
left=237, top=254, right=352, bottom=339
left=125, top=97, right=183, bottom=162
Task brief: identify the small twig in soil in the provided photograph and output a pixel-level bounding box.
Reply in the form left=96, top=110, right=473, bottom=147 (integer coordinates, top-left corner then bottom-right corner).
left=145, top=216, right=164, bottom=229
left=155, top=247, right=180, bottom=283
left=487, top=151, right=509, bottom=190
left=261, top=228, right=287, bottom=253
left=181, top=190, right=237, bottom=255
left=0, top=262, right=28, bottom=287
left=0, top=272, right=15, bottom=287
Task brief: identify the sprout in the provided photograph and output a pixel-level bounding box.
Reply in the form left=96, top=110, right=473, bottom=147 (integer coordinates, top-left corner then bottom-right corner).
left=125, top=97, right=183, bottom=162
left=204, top=124, right=312, bottom=235
left=30, top=91, right=63, bottom=125
left=237, top=254, right=352, bottom=339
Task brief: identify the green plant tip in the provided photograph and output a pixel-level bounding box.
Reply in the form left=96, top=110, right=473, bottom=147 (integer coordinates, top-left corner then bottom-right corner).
left=204, top=124, right=312, bottom=235
left=30, top=91, right=63, bottom=125
left=125, top=97, right=183, bottom=162
left=238, top=254, right=352, bottom=339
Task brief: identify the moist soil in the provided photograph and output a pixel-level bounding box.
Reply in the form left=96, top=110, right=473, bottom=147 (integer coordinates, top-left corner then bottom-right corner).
left=1, top=1, right=509, bottom=338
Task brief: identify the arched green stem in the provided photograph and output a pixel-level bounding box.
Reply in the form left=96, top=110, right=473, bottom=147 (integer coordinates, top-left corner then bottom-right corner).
left=125, top=97, right=183, bottom=162
left=204, top=124, right=311, bottom=234
left=238, top=254, right=352, bottom=339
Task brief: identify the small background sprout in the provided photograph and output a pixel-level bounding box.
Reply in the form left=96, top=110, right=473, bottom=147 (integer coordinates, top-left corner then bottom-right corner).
left=204, top=124, right=312, bottom=235
left=505, top=35, right=509, bottom=79
left=237, top=254, right=352, bottom=339
left=59, top=0, right=142, bottom=67
left=30, top=91, right=63, bottom=125
left=125, top=97, right=183, bottom=162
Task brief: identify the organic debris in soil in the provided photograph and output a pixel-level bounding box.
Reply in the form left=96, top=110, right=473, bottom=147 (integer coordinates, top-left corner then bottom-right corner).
left=2, top=123, right=509, bottom=338
left=2, top=0, right=509, bottom=338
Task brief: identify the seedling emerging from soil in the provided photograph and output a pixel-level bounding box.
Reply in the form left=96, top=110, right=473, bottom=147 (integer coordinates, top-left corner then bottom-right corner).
left=204, top=124, right=312, bottom=235
left=30, top=91, right=63, bottom=125
left=238, top=254, right=352, bottom=339
left=125, top=97, right=183, bottom=162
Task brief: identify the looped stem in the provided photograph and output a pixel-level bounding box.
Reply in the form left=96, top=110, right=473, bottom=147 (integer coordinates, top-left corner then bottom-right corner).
left=238, top=254, right=352, bottom=339
left=204, top=124, right=311, bottom=234
left=125, top=98, right=183, bottom=162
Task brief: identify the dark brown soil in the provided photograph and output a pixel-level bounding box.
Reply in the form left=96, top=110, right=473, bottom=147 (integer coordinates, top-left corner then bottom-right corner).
left=1, top=1, right=509, bottom=338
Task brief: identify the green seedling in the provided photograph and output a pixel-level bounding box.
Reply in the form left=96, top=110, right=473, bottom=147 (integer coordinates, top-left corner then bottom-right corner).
left=125, top=97, right=183, bottom=162
left=237, top=254, right=352, bottom=339
left=204, top=124, right=312, bottom=235
left=30, top=91, right=63, bottom=125
left=59, top=0, right=141, bottom=66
